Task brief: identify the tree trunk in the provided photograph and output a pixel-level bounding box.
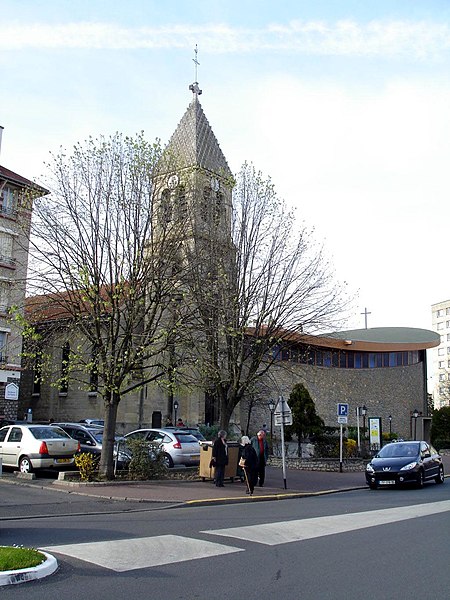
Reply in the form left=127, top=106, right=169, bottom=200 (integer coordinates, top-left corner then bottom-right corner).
left=99, top=392, right=120, bottom=480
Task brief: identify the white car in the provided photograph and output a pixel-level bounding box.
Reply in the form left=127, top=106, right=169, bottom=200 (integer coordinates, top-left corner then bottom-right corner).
left=0, top=424, right=80, bottom=473
left=124, top=428, right=200, bottom=468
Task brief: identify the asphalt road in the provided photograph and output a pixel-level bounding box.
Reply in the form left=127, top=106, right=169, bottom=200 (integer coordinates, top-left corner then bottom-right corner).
left=1, top=481, right=449, bottom=599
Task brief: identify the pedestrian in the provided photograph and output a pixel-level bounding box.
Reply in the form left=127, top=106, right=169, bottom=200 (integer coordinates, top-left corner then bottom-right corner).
left=176, top=418, right=185, bottom=427
left=165, top=416, right=173, bottom=427
left=211, top=430, right=228, bottom=487
left=251, top=429, right=269, bottom=487
left=239, top=435, right=258, bottom=495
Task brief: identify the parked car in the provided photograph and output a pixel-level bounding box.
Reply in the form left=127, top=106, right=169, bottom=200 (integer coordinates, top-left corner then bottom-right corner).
left=365, top=441, right=445, bottom=489
left=0, top=424, right=80, bottom=473
left=54, top=422, right=131, bottom=470
left=79, top=419, right=104, bottom=427
left=124, top=428, right=200, bottom=467
left=164, top=426, right=206, bottom=442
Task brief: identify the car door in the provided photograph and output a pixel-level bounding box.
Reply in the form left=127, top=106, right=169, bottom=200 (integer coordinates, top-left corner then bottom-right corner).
left=2, top=426, right=23, bottom=466
left=0, top=426, right=11, bottom=464
left=420, top=442, right=438, bottom=479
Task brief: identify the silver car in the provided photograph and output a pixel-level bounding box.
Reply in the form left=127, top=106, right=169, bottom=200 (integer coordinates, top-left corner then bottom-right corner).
left=0, top=424, right=80, bottom=473
left=124, top=428, right=200, bottom=468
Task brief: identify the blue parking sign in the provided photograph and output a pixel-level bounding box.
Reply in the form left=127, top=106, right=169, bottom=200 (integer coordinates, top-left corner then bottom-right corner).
left=337, top=403, right=349, bottom=417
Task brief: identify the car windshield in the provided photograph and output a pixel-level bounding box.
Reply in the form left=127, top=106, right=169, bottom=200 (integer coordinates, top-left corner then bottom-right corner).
left=377, top=443, right=420, bottom=458
left=30, top=426, right=72, bottom=440
left=92, top=432, right=123, bottom=443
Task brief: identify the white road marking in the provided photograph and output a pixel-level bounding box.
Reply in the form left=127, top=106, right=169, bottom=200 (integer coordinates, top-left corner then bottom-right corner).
left=43, top=535, right=243, bottom=572
left=203, top=500, right=450, bottom=545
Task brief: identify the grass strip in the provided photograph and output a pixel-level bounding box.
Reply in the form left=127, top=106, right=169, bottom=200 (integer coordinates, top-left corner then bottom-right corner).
left=0, top=546, right=46, bottom=571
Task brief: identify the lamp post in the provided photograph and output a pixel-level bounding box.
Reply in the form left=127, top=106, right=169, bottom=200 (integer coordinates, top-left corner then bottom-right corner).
left=173, top=399, right=179, bottom=425
left=388, top=415, right=392, bottom=441
left=361, top=405, right=367, bottom=451
left=268, top=399, right=276, bottom=453
left=412, top=408, right=419, bottom=440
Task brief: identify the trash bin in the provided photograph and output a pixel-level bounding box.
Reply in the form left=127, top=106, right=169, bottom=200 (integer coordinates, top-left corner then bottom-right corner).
left=199, top=441, right=240, bottom=482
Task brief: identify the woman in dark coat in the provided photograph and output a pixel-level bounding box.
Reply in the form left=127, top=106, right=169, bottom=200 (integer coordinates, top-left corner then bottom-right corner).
left=212, top=430, right=228, bottom=487
left=240, top=435, right=258, bottom=495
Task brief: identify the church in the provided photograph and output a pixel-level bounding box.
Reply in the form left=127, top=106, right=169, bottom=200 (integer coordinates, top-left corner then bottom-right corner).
left=18, top=82, right=439, bottom=442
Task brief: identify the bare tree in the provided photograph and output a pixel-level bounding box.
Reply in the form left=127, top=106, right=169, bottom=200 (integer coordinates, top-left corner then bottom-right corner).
left=184, top=162, right=348, bottom=429
left=21, top=133, right=185, bottom=478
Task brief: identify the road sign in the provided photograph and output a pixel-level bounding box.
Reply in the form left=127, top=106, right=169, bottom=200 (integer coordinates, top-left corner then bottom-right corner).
left=337, top=403, right=349, bottom=417
left=274, top=396, right=293, bottom=427
left=337, top=416, right=348, bottom=424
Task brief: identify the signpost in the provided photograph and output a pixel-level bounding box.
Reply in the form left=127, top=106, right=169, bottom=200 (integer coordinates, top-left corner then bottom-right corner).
left=274, top=396, right=292, bottom=489
left=337, top=403, right=349, bottom=473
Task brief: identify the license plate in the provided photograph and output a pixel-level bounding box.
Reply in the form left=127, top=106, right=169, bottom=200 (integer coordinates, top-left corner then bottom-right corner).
left=55, top=458, right=71, bottom=464
left=191, top=455, right=200, bottom=460
left=379, top=480, right=395, bottom=485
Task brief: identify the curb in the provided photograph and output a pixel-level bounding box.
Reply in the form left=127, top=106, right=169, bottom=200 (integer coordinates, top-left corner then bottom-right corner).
left=0, top=550, right=58, bottom=587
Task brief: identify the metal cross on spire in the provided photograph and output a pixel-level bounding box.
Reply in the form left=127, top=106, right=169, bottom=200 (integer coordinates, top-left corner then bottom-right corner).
left=361, top=307, right=371, bottom=329
left=189, top=44, right=202, bottom=96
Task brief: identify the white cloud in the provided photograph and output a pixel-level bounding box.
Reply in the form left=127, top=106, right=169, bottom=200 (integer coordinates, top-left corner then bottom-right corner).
left=1, top=19, right=450, bottom=59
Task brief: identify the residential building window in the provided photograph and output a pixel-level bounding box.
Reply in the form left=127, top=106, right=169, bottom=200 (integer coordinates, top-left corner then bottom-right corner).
left=439, top=361, right=444, bottom=368
left=448, top=359, right=450, bottom=369
left=0, top=231, right=14, bottom=266
left=437, top=322, right=444, bottom=330
left=446, top=321, right=450, bottom=328
left=437, top=309, right=443, bottom=317
left=0, top=185, right=17, bottom=217
left=0, top=281, right=10, bottom=313
left=89, top=344, right=98, bottom=392
left=439, top=348, right=445, bottom=356
left=439, top=373, right=446, bottom=381
left=447, top=334, right=450, bottom=341
left=447, top=308, right=450, bottom=315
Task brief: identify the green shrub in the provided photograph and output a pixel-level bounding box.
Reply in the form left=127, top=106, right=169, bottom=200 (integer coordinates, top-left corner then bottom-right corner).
left=74, top=452, right=99, bottom=481
left=433, top=439, right=450, bottom=450
left=126, top=438, right=168, bottom=480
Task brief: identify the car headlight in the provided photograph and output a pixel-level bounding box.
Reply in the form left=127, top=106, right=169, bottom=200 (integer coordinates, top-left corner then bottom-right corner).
left=366, top=464, right=375, bottom=473
left=400, top=461, right=418, bottom=471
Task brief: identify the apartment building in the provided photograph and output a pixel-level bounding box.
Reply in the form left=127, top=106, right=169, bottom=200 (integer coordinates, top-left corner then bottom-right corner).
left=0, top=126, right=47, bottom=421
left=431, top=299, right=450, bottom=408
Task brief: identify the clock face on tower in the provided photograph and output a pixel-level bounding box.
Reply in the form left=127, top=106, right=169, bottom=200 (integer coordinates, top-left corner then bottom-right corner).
left=210, top=177, right=220, bottom=192
left=167, top=174, right=179, bottom=189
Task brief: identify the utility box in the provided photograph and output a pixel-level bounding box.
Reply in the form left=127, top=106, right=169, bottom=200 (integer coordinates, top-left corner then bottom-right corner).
left=199, top=441, right=240, bottom=481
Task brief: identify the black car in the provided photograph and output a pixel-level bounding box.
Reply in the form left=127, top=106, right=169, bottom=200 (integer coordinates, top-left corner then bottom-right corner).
left=365, top=441, right=445, bottom=489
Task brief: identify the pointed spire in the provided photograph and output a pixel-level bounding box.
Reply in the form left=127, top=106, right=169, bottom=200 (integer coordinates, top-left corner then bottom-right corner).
left=164, top=96, right=232, bottom=178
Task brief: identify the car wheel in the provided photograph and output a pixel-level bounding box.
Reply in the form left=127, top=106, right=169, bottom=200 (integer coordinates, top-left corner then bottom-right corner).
left=435, top=465, right=445, bottom=484
left=162, top=453, right=174, bottom=468
left=19, top=456, right=33, bottom=473
left=417, top=469, right=425, bottom=488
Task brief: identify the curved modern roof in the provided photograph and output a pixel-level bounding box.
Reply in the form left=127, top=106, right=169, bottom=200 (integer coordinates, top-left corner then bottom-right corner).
left=309, top=327, right=440, bottom=352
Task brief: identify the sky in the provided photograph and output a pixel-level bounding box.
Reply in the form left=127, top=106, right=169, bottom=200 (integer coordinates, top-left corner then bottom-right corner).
left=1, top=0, right=450, bottom=333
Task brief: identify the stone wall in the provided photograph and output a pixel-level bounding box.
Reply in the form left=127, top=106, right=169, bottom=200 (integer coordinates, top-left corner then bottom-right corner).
left=268, top=456, right=367, bottom=472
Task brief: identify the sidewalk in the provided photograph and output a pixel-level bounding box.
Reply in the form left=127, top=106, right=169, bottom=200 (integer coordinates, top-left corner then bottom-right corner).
left=48, top=465, right=367, bottom=506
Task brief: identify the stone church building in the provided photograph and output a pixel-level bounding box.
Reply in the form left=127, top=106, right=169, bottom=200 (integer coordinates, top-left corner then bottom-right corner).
left=17, top=87, right=439, bottom=441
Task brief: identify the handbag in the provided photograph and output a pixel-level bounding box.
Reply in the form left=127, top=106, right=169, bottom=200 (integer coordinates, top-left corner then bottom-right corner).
left=209, top=458, right=216, bottom=468
left=238, top=457, right=246, bottom=467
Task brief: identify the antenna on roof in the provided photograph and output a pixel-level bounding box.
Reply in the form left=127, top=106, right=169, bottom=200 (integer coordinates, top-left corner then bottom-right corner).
left=189, top=44, right=202, bottom=96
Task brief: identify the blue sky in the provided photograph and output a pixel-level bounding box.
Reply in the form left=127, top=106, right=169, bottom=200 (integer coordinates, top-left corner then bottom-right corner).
left=2, top=0, right=450, bottom=342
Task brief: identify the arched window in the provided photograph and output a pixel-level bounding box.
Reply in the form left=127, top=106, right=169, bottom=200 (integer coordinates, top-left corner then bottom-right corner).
left=160, top=189, right=172, bottom=223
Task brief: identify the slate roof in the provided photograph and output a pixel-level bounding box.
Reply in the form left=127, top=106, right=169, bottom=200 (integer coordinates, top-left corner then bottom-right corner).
left=0, top=165, right=48, bottom=195
left=161, top=96, right=233, bottom=178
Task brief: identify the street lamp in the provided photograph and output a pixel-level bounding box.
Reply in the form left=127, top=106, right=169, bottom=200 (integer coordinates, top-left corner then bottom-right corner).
left=388, top=415, right=392, bottom=440
left=412, top=408, right=419, bottom=440
left=173, top=399, right=179, bottom=424
left=268, top=399, right=276, bottom=453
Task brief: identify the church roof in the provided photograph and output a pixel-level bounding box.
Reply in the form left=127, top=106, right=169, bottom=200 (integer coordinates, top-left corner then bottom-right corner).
left=163, top=96, right=233, bottom=178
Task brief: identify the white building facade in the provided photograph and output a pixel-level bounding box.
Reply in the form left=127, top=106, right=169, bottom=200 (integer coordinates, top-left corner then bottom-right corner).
left=431, top=299, right=450, bottom=408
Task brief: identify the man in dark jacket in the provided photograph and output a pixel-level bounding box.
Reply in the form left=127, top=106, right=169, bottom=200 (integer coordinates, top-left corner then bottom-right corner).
left=212, top=430, right=228, bottom=487
left=251, top=430, right=269, bottom=487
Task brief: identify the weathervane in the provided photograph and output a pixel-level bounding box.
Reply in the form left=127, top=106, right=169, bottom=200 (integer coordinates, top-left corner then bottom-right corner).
left=189, top=44, right=202, bottom=96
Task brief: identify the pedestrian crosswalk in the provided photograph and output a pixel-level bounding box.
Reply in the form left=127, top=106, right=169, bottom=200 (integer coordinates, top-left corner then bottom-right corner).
left=43, top=535, right=243, bottom=572
left=43, top=499, right=450, bottom=572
